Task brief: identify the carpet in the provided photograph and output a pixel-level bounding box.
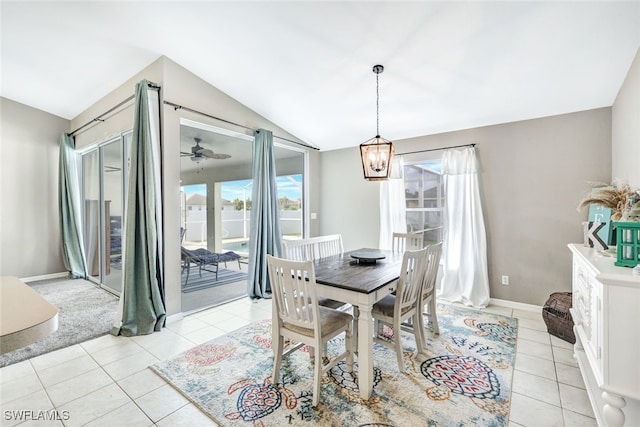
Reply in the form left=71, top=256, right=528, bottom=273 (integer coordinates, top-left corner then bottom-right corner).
left=182, top=268, right=248, bottom=293
left=151, top=304, right=518, bottom=426
left=0, top=278, right=119, bottom=367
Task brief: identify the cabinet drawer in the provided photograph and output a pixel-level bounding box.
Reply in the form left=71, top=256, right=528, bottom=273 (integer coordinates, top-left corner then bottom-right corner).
left=572, top=260, right=592, bottom=332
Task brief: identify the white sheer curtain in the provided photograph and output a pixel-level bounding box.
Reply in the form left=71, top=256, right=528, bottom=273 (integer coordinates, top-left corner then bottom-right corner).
left=438, top=147, right=490, bottom=308
left=379, top=157, right=407, bottom=250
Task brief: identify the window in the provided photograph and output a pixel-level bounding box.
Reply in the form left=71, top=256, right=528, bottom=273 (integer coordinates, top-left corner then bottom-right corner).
left=404, top=160, right=444, bottom=244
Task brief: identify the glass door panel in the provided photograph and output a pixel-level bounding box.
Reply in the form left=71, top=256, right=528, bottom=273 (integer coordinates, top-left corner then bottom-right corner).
left=102, top=140, right=123, bottom=293
left=274, top=145, right=305, bottom=241
left=181, top=184, right=207, bottom=250
left=80, top=133, right=130, bottom=295
left=82, top=150, right=102, bottom=282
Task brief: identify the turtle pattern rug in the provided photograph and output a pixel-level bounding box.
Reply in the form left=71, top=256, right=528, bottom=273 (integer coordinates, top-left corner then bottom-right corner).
left=151, top=304, right=517, bottom=426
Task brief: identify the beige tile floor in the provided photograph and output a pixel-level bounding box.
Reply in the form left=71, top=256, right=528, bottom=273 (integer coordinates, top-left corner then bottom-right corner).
left=0, top=300, right=596, bottom=426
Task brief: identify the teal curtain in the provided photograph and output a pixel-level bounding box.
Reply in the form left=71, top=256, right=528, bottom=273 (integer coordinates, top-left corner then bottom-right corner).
left=58, top=133, right=87, bottom=278
left=247, top=129, right=283, bottom=299
left=112, top=79, right=166, bottom=336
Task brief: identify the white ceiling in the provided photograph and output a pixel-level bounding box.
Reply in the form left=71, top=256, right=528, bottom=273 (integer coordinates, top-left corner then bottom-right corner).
left=2, top=2, right=639, bottom=152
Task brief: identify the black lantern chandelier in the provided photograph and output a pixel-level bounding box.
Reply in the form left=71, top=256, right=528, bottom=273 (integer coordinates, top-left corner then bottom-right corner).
left=359, top=64, right=395, bottom=181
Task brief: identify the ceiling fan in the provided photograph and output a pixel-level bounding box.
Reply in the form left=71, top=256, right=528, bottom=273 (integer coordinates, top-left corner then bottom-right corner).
left=180, top=137, right=231, bottom=163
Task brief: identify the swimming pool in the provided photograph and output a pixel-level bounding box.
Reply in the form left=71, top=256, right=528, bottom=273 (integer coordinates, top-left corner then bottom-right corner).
left=222, top=241, right=249, bottom=254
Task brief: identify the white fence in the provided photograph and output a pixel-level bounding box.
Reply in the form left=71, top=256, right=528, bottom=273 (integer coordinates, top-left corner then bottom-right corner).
left=220, top=210, right=302, bottom=239
left=183, top=209, right=302, bottom=242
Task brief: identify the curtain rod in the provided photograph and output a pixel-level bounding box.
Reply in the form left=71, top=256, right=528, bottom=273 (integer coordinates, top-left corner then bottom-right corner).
left=68, top=82, right=161, bottom=137
left=163, top=100, right=320, bottom=151
left=397, top=143, right=475, bottom=156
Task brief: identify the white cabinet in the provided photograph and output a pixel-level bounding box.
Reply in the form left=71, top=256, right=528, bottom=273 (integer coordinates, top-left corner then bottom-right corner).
left=568, top=244, right=640, bottom=427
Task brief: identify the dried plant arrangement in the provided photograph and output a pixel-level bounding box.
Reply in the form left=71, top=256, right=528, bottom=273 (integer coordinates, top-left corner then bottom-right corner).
left=578, top=180, right=639, bottom=221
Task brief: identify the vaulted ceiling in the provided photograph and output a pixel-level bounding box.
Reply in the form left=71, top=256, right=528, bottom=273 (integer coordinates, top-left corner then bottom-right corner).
left=2, top=2, right=639, bottom=151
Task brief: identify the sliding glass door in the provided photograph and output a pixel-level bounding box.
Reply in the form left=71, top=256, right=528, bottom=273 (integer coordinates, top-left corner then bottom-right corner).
left=80, top=132, right=131, bottom=294
left=179, top=119, right=308, bottom=313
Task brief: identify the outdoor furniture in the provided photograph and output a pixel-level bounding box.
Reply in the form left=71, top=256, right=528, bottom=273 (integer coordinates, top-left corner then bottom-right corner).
left=180, top=247, right=242, bottom=285
left=267, top=255, right=353, bottom=407
left=372, top=247, right=429, bottom=372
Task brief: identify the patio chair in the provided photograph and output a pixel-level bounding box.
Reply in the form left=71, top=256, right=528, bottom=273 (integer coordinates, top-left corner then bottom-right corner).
left=267, top=255, right=353, bottom=407
left=180, top=247, right=242, bottom=286
left=372, top=246, right=429, bottom=373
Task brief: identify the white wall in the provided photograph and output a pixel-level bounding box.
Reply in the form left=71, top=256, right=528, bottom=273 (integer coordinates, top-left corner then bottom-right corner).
left=0, top=98, right=70, bottom=278
left=319, top=108, right=612, bottom=306
left=612, top=48, right=640, bottom=188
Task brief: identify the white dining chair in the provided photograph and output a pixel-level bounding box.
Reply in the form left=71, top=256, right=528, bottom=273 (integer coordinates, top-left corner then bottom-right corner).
left=282, top=235, right=347, bottom=311
left=267, top=255, right=354, bottom=407
left=312, top=234, right=344, bottom=259
left=392, top=231, right=425, bottom=252
left=402, top=242, right=442, bottom=353
left=282, top=234, right=344, bottom=261
left=371, top=247, right=429, bottom=373
left=282, top=239, right=314, bottom=262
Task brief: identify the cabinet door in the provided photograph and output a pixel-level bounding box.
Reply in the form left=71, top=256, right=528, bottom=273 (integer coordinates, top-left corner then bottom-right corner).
left=573, top=258, right=602, bottom=380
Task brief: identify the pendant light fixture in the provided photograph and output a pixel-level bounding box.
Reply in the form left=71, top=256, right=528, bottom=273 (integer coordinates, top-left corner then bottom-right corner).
left=359, top=64, right=395, bottom=181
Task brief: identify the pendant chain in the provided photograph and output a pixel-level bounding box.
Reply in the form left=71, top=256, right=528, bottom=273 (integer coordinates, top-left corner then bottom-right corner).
left=376, top=73, right=380, bottom=137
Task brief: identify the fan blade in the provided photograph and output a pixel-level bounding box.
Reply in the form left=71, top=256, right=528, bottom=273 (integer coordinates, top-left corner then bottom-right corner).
left=199, top=148, right=231, bottom=159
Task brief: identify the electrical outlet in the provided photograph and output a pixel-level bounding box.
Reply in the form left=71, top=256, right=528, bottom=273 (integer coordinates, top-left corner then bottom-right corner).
left=501, top=275, right=510, bottom=285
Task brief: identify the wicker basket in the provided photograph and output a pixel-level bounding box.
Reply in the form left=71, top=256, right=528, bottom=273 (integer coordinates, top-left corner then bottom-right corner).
left=542, top=292, right=576, bottom=344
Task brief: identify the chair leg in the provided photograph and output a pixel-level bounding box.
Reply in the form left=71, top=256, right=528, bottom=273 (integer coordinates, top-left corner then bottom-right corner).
left=345, top=327, right=353, bottom=373
left=414, top=312, right=427, bottom=354
left=312, top=345, right=322, bottom=407
left=428, top=297, right=440, bottom=335
left=394, top=320, right=406, bottom=373
left=352, top=306, right=359, bottom=355
left=272, top=334, right=284, bottom=385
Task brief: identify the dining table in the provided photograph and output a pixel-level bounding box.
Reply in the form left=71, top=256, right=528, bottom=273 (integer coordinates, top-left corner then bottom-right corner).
left=271, top=248, right=404, bottom=400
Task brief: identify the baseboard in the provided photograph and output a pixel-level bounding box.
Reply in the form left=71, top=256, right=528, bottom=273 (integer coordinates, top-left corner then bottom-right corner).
left=165, top=312, right=184, bottom=325
left=489, top=298, right=542, bottom=312
left=20, top=272, right=70, bottom=283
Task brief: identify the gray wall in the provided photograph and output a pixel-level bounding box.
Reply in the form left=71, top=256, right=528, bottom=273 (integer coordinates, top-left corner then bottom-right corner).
left=2, top=48, right=634, bottom=310
left=612, top=47, right=640, bottom=188
left=319, top=108, right=612, bottom=306
left=0, top=98, right=70, bottom=278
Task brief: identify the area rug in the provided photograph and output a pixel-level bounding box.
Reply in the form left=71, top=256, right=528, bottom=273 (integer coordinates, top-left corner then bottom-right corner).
left=151, top=305, right=518, bottom=426
left=182, top=268, right=248, bottom=293
left=0, top=278, right=119, bottom=367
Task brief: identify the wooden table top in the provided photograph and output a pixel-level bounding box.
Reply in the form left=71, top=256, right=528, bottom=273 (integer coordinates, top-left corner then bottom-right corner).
left=313, top=248, right=404, bottom=294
